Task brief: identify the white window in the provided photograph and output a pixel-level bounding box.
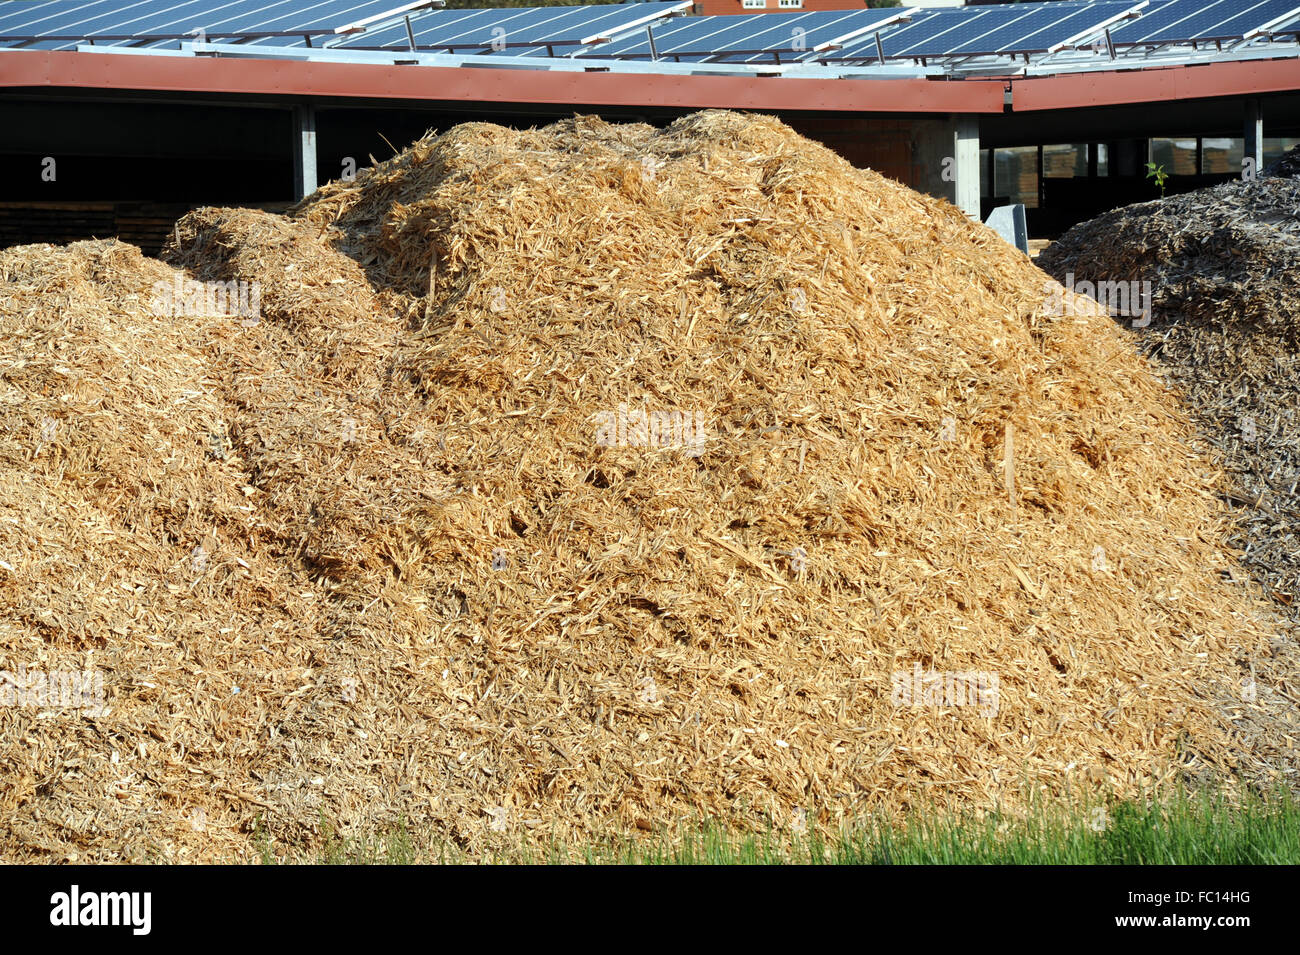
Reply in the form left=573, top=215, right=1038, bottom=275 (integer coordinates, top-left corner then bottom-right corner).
left=778, top=0, right=802, bottom=8
left=742, top=0, right=765, bottom=8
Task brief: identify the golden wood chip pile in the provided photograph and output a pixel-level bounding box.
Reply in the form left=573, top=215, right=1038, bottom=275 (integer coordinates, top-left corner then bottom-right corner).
left=0, top=112, right=1288, bottom=862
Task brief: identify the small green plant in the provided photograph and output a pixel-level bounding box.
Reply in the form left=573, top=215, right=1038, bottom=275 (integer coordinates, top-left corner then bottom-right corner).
left=1145, top=161, right=1169, bottom=197
left=252, top=814, right=276, bottom=865
left=317, top=813, right=419, bottom=864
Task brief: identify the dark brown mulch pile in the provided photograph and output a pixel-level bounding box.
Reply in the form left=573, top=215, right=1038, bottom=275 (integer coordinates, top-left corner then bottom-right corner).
left=1039, top=173, right=1300, bottom=603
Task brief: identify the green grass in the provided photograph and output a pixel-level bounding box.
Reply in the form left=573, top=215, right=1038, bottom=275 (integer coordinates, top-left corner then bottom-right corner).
left=254, top=787, right=1300, bottom=865
left=836, top=789, right=1300, bottom=865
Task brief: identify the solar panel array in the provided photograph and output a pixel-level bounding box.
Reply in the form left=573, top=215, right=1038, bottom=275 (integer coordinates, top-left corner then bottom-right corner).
left=0, top=1, right=693, bottom=52
left=927, top=2, right=1135, bottom=56
left=1108, top=0, right=1300, bottom=45
left=0, top=0, right=448, bottom=50
left=827, top=1, right=1137, bottom=61
left=570, top=11, right=906, bottom=64
left=0, top=0, right=1297, bottom=70
left=330, top=3, right=689, bottom=56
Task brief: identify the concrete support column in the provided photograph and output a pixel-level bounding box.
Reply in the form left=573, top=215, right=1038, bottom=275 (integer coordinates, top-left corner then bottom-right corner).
left=953, top=114, right=980, bottom=218
left=1245, top=97, right=1264, bottom=177
left=292, top=104, right=318, bottom=200
left=913, top=113, right=980, bottom=218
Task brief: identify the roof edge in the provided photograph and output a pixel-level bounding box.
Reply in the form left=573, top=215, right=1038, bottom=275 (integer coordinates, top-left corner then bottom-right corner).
left=0, top=49, right=1006, bottom=113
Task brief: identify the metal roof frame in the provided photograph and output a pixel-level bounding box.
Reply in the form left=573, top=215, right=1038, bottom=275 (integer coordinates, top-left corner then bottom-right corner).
left=72, top=36, right=944, bottom=79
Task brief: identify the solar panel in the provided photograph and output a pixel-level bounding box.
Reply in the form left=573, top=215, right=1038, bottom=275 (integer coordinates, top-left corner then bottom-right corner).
left=1271, top=12, right=1300, bottom=35
left=329, top=2, right=691, bottom=55
left=575, top=11, right=906, bottom=64
left=0, top=0, right=441, bottom=50
left=830, top=1, right=1134, bottom=61
left=0, top=0, right=105, bottom=47
left=581, top=15, right=765, bottom=62
left=1109, top=0, right=1300, bottom=45
left=1186, top=1, right=1300, bottom=40
left=943, top=3, right=1138, bottom=55
left=1108, top=0, right=1213, bottom=42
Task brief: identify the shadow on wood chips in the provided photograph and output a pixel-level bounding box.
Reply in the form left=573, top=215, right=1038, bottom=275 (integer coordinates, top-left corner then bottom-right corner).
left=0, top=112, right=1293, bottom=863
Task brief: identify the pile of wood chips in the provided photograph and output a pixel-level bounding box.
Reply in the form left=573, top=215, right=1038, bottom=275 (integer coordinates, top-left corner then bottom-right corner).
left=1039, top=170, right=1300, bottom=604
left=1265, top=143, right=1300, bottom=179
left=1, top=112, right=1293, bottom=863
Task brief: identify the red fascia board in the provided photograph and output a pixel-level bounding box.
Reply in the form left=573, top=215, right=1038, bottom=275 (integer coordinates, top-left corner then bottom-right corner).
left=0, top=49, right=1005, bottom=112
left=1011, top=57, right=1300, bottom=111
